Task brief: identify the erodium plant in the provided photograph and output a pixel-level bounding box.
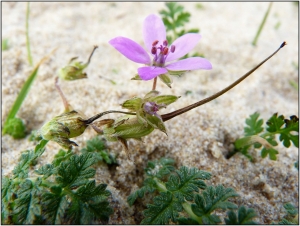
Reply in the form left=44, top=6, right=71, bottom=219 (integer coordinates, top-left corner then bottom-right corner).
left=3, top=3, right=296, bottom=224
left=33, top=13, right=286, bottom=152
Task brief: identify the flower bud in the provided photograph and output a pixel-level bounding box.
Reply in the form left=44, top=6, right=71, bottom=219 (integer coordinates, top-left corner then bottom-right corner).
left=39, top=110, right=88, bottom=149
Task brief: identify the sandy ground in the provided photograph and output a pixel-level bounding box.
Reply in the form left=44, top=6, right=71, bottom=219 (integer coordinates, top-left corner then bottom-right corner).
left=2, top=2, right=298, bottom=224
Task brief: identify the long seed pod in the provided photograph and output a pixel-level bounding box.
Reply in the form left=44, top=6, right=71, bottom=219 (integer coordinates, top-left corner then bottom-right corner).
left=161, top=42, right=286, bottom=122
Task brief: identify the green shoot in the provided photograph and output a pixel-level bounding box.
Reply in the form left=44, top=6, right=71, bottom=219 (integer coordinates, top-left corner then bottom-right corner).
left=2, top=38, right=9, bottom=51
left=127, top=157, right=255, bottom=225
left=231, top=112, right=299, bottom=161
left=252, top=2, right=273, bottom=46
left=3, top=50, right=56, bottom=139
left=26, top=2, right=33, bottom=66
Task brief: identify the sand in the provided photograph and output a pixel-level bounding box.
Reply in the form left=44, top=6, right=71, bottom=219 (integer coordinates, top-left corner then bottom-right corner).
left=2, top=2, right=298, bottom=224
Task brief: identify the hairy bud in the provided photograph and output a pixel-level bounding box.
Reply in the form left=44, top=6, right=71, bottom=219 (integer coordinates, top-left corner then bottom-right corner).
left=39, top=110, right=88, bottom=149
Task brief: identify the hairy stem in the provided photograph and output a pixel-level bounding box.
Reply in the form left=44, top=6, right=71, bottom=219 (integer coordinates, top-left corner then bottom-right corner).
left=55, top=77, right=72, bottom=112
left=152, top=77, right=158, bottom=91
left=161, top=42, right=286, bottom=122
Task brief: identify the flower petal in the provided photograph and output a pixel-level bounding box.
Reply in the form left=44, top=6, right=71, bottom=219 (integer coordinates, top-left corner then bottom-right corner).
left=166, top=33, right=202, bottom=62
left=109, top=36, right=151, bottom=64
left=143, top=14, right=166, bottom=53
left=165, top=57, right=212, bottom=71
left=138, top=66, right=168, bottom=80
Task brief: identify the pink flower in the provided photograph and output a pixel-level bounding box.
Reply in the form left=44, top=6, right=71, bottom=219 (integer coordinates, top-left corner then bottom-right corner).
left=109, top=14, right=212, bottom=81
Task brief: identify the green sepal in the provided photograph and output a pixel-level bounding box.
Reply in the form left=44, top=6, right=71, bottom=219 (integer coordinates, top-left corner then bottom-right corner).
left=145, top=115, right=167, bottom=134
left=59, top=66, right=87, bottom=81
left=58, top=46, right=97, bottom=81
left=148, top=95, right=180, bottom=106
left=136, top=110, right=148, bottom=126
left=144, top=90, right=160, bottom=99
left=158, top=74, right=173, bottom=88
left=121, top=97, right=143, bottom=111
left=113, top=117, right=155, bottom=139
left=167, top=70, right=186, bottom=77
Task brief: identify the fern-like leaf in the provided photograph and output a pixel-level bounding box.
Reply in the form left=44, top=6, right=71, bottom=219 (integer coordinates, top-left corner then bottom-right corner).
left=244, top=112, right=264, bottom=136
left=225, top=206, right=258, bottom=224
left=141, top=191, right=183, bottom=225
left=191, top=185, right=239, bottom=223
left=56, top=153, right=96, bottom=188
left=166, top=166, right=211, bottom=202
left=13, top=178, right=42, bottom=224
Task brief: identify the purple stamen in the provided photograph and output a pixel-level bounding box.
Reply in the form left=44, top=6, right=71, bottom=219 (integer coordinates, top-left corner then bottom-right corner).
left=151, top=47, right=157, bottom=54
left=152, top=40, right=159, bottom=46
left=150, top=39, right=175, bottom=67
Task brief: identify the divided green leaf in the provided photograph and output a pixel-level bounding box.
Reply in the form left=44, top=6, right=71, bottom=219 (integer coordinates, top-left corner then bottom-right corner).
left=141, top=191, right=182, bottom=225
left=244, top=112, right=264, bottom=136
left=224, top=206, right=258, bottom=224
left=191, top=185, right=239, bottom=224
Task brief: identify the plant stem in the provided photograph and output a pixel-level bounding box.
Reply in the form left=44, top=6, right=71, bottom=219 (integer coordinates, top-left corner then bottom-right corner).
left=84, top=45, right=98, bottom=66
left=182, top=202, right=202, bottom=224
left=26, top=2, right=33, bottom=66
left=252, top=2, right=273, bottom=46
left=153, top=177, right=168, bottom=192
left=161, top=41, right=286, bottom=122
left=84, top=111, right=136, bottom=124
left=152, top=77, right=157, bottom=90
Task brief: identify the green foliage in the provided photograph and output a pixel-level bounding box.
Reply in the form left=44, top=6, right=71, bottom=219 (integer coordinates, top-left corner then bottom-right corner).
left=141, top=191, right=183, bottom=225
left=80, top=136, right=117, bottom=165
left=1, top=140, right=113, bottom=225
left=244, top=112, right=264, bottom=136
left=2, top=38, right=9, bottom=50
left=276, top=203, right=298, bottom=225
left=128, top=157, right=253, bottom=225
left=191, top=185, right=239, bottom=224
left=159, top=2, right=199, bottom=44
left=2, top=117, right=26, bottom=139
left=224, top=206, right=258, bottom=224
left=283, top=203, right=298, bottom=216
left=159, top=2, right=204, bottom=60
left=234, top=113, right=299, bottom=161
left=13, top=139, right=48, bottom=179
